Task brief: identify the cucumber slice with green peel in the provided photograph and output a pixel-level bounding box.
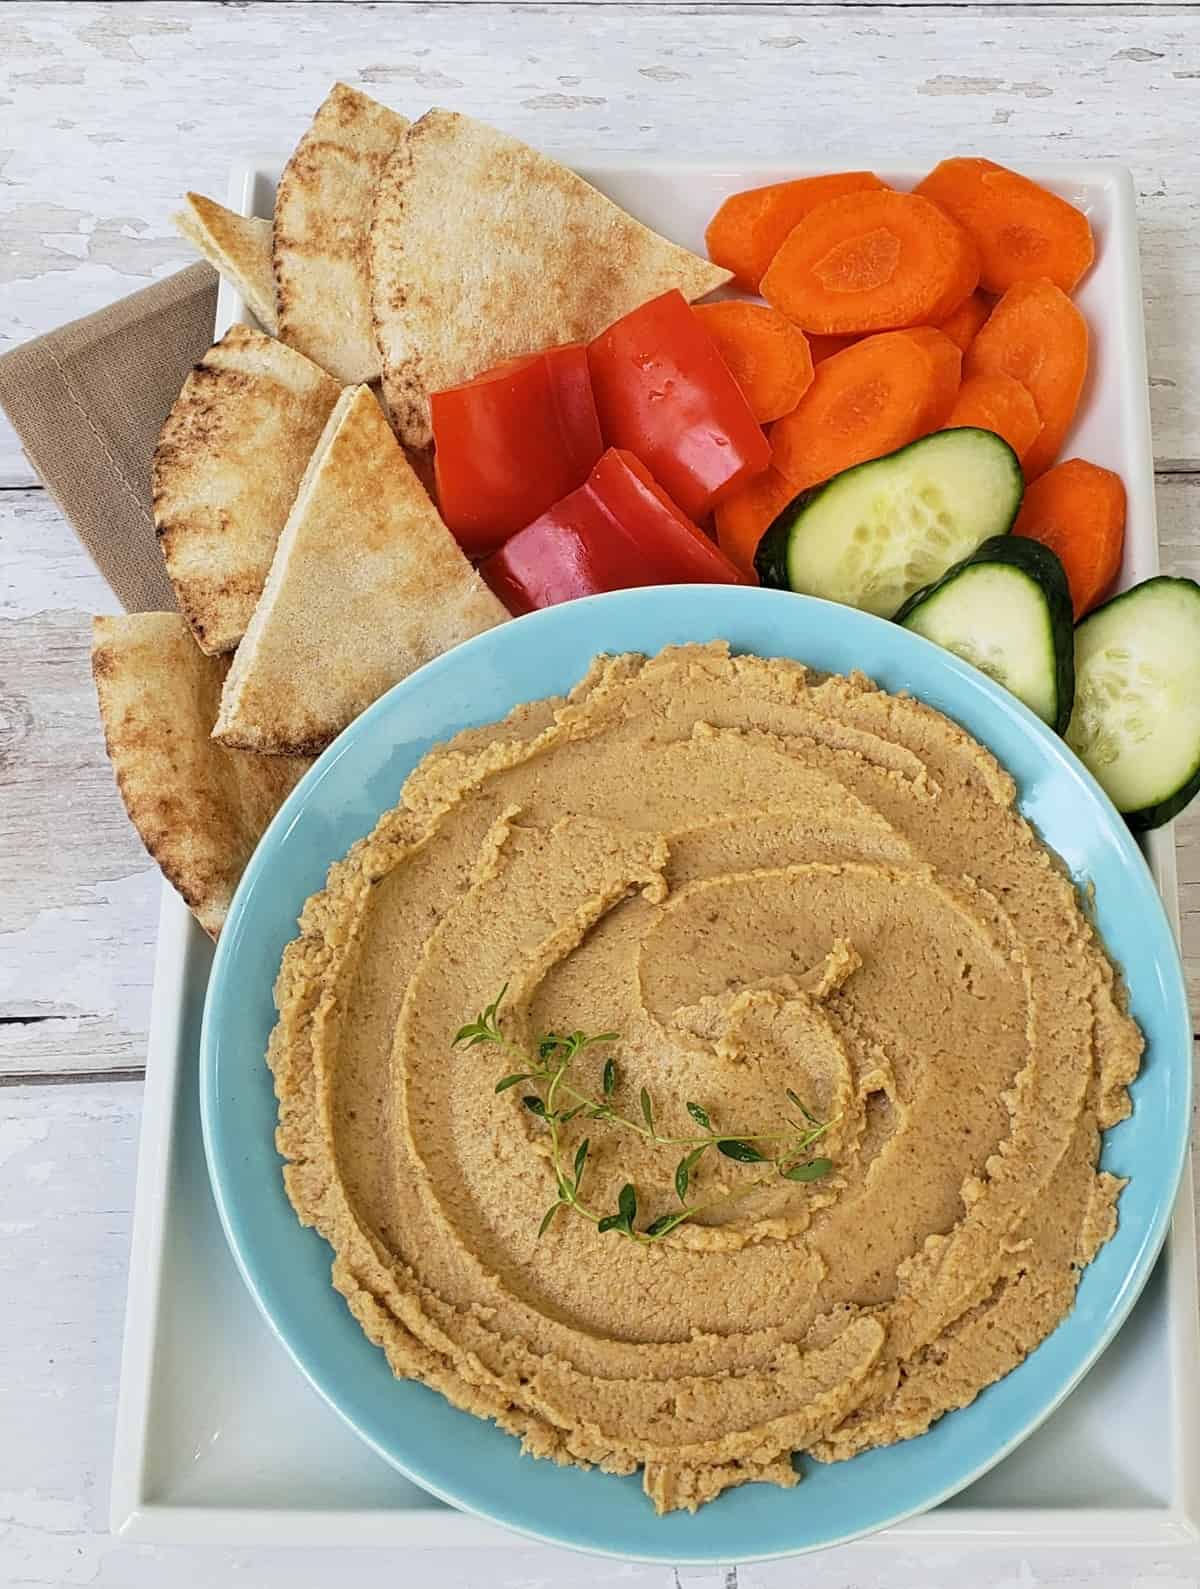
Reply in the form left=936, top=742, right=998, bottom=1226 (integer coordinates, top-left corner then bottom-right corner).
left=895, top=535, right=1075, bottom=732
left=755, top=428, right=1023, bottom=619
left=1066, top=576, right=1200, bottom=830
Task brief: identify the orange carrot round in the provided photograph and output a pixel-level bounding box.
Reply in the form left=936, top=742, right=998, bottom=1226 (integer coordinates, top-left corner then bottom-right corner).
left=807, top=332, right=862, bottom=365
left=944, top=373, right=1040, bottom=464
left=1013, top=458, right=1126, bottom=617
left=771, top=330, right=942, bottom=491
left=714, top=463, right=796, bottom=579
left=936, top=290, right=991, bottom=353
left=916, top=158, right=1095, bottom=296
left=705, top=172, right=888, bottom=293
left=965, top=279, right=1088, bottom=479
left=901, top=327, right=962, bottom=428
left=693, top=302, right=814, bottom=423
left=761, top=190, right=979, bottom=336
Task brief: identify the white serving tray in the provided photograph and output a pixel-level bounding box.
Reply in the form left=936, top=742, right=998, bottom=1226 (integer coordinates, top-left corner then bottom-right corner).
left=111, top=155, right=1200, bottom=1552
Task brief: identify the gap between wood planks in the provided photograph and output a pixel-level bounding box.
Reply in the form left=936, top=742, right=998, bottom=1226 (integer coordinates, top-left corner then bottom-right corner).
left=209, top=1, right=1200, bottom=10
left=0, top=1064, right=144, bottom=1088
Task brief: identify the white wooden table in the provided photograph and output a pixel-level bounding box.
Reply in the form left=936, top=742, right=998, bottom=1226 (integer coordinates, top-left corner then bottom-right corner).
left=2, top=4, right=1199, bottom=1584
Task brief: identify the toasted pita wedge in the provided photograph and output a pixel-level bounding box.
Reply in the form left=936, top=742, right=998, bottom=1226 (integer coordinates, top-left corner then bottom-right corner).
left=152, top=324, right=342, bottom=656
left=213, top=386, right=507, bottom=755
left=274, top=83, right=409, bottom=384
left=370, top=109, right=732, bottom=448
left=173, top=193, right=278, bottom=332
left=92, top=614, right=310, bottom=938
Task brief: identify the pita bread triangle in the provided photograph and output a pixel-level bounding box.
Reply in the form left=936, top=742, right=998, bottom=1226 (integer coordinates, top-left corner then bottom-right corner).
left=370, top=109, right=732, bottom=449
left=212, top=385, right=508, bottom=756
left=152, top=323, right=342, bottom=656
left=91, top=613, right=310, bottom=938
left=273, top=82, right=409, bottom=384
left=173, top=193, right=277, bottom=333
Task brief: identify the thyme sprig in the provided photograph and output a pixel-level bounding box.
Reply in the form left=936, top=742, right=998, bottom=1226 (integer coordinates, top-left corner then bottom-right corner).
left=453, top=986, right=835, bottom=1245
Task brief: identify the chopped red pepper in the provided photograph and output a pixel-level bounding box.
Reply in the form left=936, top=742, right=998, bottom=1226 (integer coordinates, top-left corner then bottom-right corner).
left=587, top=289, right=771, bottom=522
left=481, top=448, right=743, bottom=615
left=431, top=343, right=603, bottom=556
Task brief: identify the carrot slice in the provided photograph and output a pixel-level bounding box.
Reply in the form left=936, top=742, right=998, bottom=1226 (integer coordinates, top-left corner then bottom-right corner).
left=936, top=290, right=991, bottom=353
left=771, top=330, right=941, bottom=492
left=944, top=373, right=1040, bottom=465
left=808, top=333, right=862, bottom=365
left=965, top=279, right=1088, bottom=479
left=1013, top=458, right=1126, bottom=618
left=761, top=189, right=979, bottom=336
left=705, top=172, right=888, bottom=293
left=714, top=462, right=796, bottom=580
left=693, top=302, right=814, bottom=423
left=916, top=158, right=1095, bottom=296
left=901, top=327, right=962, bottom=428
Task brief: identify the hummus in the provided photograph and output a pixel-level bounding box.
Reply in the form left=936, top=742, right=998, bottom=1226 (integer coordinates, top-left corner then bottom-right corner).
left=271, top=643, right=1142, bottom=1514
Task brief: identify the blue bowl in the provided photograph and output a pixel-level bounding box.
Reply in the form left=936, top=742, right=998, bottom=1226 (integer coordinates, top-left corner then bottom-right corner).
left=201, top=585, right=1191, bottom=1563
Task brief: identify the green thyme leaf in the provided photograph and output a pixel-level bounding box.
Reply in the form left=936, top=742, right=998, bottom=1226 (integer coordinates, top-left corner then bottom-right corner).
left=538, top=1203, right=561, bottom=1237
left=462, top=991, right=833, bottom=1249
left=645, top=1210, right=691, bottom=1239
left=781, top=1157, right=833, bottom=1182
left=717, top=1139, right=766, bottom=1164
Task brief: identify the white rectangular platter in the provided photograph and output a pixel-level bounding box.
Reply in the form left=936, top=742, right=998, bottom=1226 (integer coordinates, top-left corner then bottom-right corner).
left=111, top=154, right=1200, bottom=1552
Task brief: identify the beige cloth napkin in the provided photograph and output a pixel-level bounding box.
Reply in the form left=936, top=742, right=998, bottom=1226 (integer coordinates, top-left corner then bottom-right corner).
left=0, top=264, right=218, bottom=612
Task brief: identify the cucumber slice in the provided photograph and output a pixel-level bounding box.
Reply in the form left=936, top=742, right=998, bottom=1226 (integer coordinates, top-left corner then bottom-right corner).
left=1066, top=576, right=1200, bottom=829
left=895, top=535, right=1075, bottom=732
left=755, top=428, right=1023, bottom=618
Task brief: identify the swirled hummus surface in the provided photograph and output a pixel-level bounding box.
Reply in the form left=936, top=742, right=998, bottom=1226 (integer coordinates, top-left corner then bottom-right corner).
left=270, top=642, right=1142, bottom=1514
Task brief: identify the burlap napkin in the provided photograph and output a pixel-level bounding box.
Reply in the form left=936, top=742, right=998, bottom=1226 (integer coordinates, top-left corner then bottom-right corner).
left=0, top=264, right=218, bottom=612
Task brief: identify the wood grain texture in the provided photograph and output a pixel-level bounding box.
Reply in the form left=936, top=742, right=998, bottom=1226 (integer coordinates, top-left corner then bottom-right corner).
left=2, top=3, right=1199, bottom=486
left=1, top=488, right=160, bottom=1078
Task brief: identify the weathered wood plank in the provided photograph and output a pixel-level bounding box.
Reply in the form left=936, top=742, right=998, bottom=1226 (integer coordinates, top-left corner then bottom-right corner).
left=4, top=473, right=1200, bottom=1081
left=2, top=2, right=1198, bottom=486
left=1, top=489, right=159, bottom=1077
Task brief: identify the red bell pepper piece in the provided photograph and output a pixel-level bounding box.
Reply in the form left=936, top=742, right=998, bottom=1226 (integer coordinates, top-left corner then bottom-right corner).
left=431, top=343, right=603, bottom=556
left=587, top=289, right=771, bottom=522
left=481, top=448, right=743, bottom=616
